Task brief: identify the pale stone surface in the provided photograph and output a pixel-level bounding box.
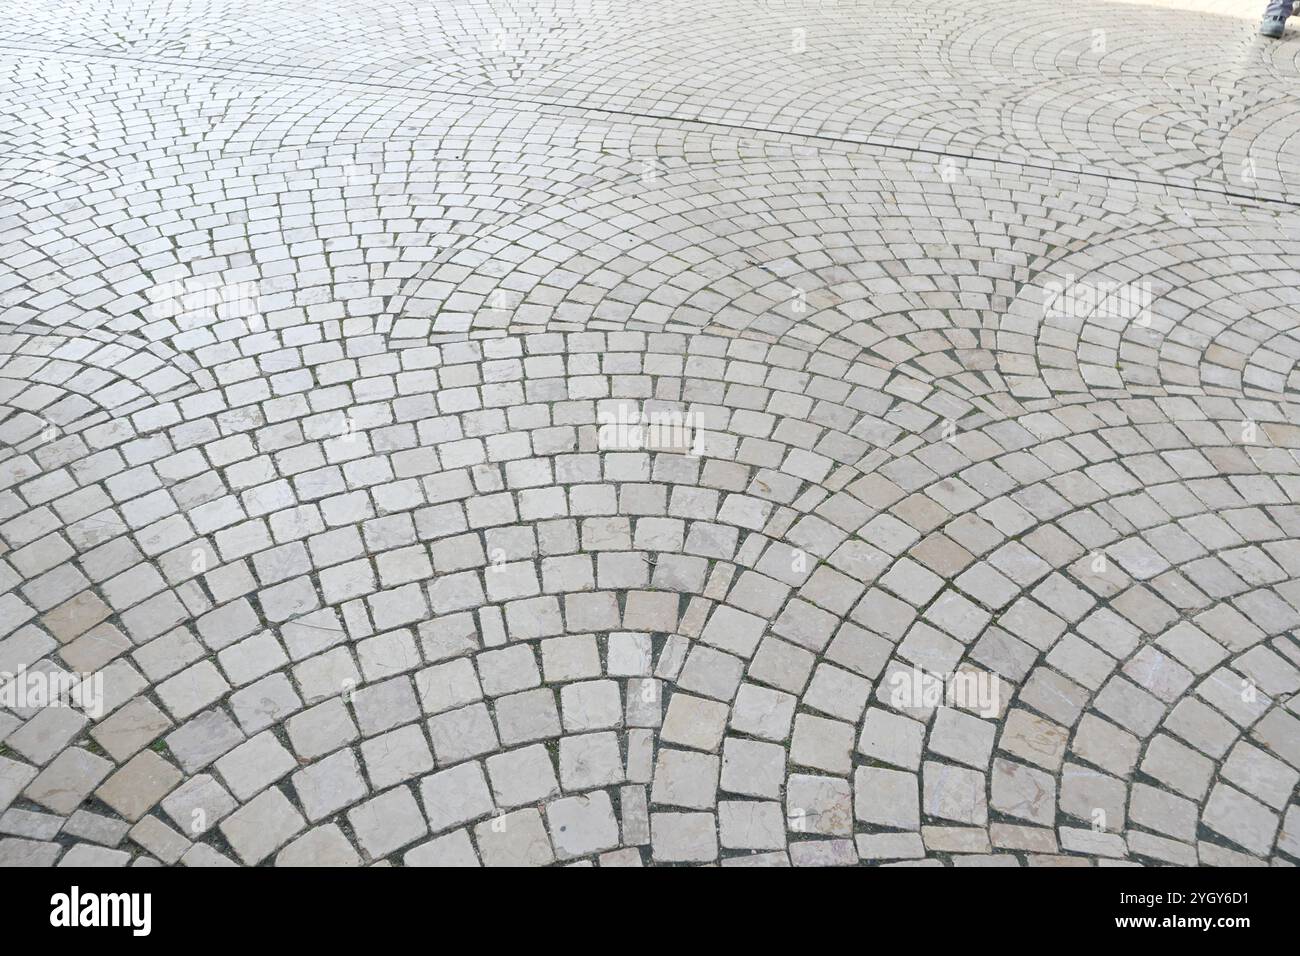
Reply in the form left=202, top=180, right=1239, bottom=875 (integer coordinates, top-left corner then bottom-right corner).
left=419, top=762, right=495, bottom=834
left=546, top=791, right=620, bottom=860
left=405, top=830, right=481, bottom=867
left=276, top=825, right=362, bottom=867
left=292, top=749, right=368, bottom=822
left=219, top=788, right=305, bottom=865
left=854, top=767, right=920, bottom=830
left=347, top=786, right=429, bottom=859
left=486, top=745, right=560, bottom=808
left=473, top=808, right=555, bottom=867
left=1, top=0, right=1297, bottom=870
left=651, top=812, right=718, bottom=863
left=95, top=751, right=183, bottom=822
left=162, top=774, right=237, bottom=835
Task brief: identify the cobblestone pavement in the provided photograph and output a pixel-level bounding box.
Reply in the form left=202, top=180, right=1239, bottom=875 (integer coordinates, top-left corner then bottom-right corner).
left=2, top=0, right=1300, bottom=868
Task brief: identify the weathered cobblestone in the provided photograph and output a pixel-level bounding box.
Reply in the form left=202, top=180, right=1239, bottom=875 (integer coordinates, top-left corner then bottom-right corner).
left=0, top=0, right=1298, bottom=868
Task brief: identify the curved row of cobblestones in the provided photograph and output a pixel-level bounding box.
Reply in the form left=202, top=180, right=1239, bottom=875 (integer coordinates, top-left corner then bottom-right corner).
left=1, top=0, right=1298, bottom=866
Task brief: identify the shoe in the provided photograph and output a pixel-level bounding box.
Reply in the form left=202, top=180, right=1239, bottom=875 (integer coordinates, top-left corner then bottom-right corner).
left=1261, top=14, right=1287, bottom=38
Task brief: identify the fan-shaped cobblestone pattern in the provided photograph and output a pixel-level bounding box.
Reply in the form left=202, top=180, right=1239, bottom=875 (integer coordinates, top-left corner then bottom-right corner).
left=1, top=0, right=1299, bottom=868
left=3, top=0, right=1297, bottom=199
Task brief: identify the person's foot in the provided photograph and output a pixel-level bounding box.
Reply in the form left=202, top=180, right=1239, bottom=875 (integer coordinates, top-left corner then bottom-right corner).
left=1261, top=14, right=1287, bottom=38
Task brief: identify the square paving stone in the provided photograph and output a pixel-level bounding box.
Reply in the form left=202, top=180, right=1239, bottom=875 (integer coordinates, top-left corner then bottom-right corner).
left=659, top=693, right=729, bottom=751
left=559, top=732, right=625, bottom=791
left=545, top=791, right=620, bottom=860
left=718, top=801, right=786, bottom=850
left=485, top=744, right=560, bottom=807
left=405, top=829, right=481, bottom=867
left=786, top=774, right=853, bottom=836
left=494, top=689, right=561, bottom=746
left=24, top=748, right=111, bottom=815
left=361, top=723, right=436, bottom=788
left=720, top=737, right=785, bottom=799
left=292, top=748, right=369, bottom=822
left=347, top=786, right=429, bottom=859
left=162, top=774, right=237, bottom=836
left=651, top=812, right=718, bottom=863
left=215, top=731, right=296, bottom=800
left=276, top=825, right=362, bottom=867
left=789, top=713, right=855, bottom=774
left=426, top=703, right=500, bottom=766
left=419, top=761, right=495, bottom=833
left=923, top=760, right=988, bottom=826
left=854, top=766, right=920, bottom=830
left=219, top=787, right=306, bottom=865
left=473, top=808, right=555, bottom=867
left=95, top=751, right=183, bottom=821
